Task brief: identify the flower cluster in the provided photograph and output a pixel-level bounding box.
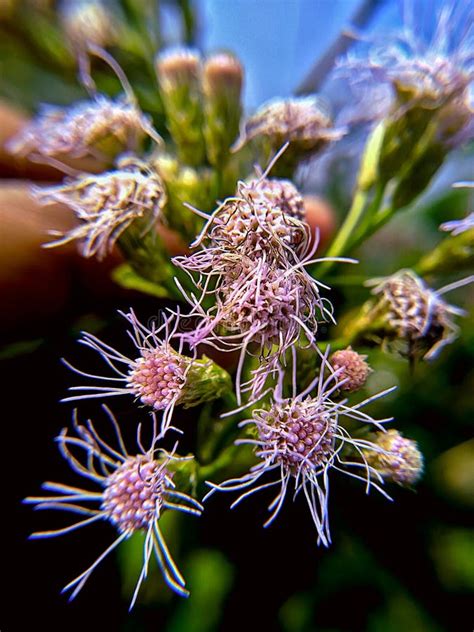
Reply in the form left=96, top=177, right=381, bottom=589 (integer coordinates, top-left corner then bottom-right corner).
left=206, top=350, right=394, bottom=546
left=16, top=14, right=473, bottom=611
left=175, top=173, right=347, bottom=398
left=25, top=408, right=202, bottom=607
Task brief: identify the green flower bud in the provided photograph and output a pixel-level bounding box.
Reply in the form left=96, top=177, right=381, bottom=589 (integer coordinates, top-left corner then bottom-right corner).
left=202, top=52, right=243, bottom=167
left=179, top=355, right=233, bottom=409
left=156, top=47, right=206, bottom=166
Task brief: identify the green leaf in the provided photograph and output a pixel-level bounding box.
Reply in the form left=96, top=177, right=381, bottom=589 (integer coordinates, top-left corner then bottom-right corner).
left=112, top=262, right=172, bottom=298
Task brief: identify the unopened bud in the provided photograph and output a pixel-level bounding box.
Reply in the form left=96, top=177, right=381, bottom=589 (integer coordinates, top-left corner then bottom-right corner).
left=365, top=430, right=423, bottom=486
left=330, top=347, right=371, bottom=392
left=180, top=355, right=233, bottom=409
left=60, top=0, right=118, bottom=50
left=202, top=52, right=243, bottom=167
left=156, top=47, right=206, bottom=165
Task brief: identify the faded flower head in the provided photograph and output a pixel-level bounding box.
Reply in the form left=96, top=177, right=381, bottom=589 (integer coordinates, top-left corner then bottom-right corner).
left=206, top=350, right=394, bottom=545
left=233, top=97, right=345, bottom=171
left=364, top=430, right=423, bottom=486
left=330, top=347, right=371, bottom=392
left=34, top=161, right=166, bottom=259
left=24, top=408, right=203, bottom=605
left=367, top=270, right=470, bottom=360
left=7, top=95, right=159, bottom=160
left=339, top=5, right=473, bottom=146
left=63, top=310, right=231, bottom=431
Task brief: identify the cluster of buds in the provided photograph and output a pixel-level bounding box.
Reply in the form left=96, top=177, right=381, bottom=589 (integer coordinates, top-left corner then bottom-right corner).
left=156, top=47, right=243, bottom=167
left=344, top=270, right=469, bottom=360
left=34, top=159, right=167, bottom=259
left=24, top=409, right=203, bottom=605
left=233, top=96, right=345, bottom=177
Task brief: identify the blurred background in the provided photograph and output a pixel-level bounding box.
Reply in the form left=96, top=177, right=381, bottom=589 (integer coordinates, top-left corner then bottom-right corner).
left=1, top=0, right=473, bottom=630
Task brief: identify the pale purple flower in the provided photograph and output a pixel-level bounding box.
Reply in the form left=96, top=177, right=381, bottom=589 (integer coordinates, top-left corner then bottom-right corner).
left=233, top=96, right=346, bottom=156
left=34, top=161, right=166, bottom=259
left=440, top=181, right=474, bottom=235
left=175, top=175, right=354, bottom=400
left=339, top=4, right=474, bottom=146
left=24, top=407, right=202, bottom=606
left=440, top=212, right=474, bottom=235
left=205, top=350, right=394, bottom=546
left=7, top=94, right=160, bottom=160
left=364, top=430, right=423, bottom=486
left=63, top=311, right=194, bottom=432
left=367, top=270, right=473, bottom=359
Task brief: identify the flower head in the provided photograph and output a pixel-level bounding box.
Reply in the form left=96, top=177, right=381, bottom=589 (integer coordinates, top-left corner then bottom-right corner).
left=364, top=430, right=423, bottom=486
left=339, top=5, right=473, bottom=147
left=330, top=347, right=371, bottom=392
left=367, top=270, right=470, bottom=360
left=63, top=310, right=231, bottom=431
left=233, top=97, right=345, bottom=175
left=60, top=0, right=118, bottom=50
left=206, top=350, right=394, bottom=546
left=175, top=174, right=352, bottom=399
left=34, top=160, right=166, bottom=259
left=24, top=407, right=203, bottom=606
left=195, top=176, right=310, bottom=259
left=7, top=94, right=159, bottom=160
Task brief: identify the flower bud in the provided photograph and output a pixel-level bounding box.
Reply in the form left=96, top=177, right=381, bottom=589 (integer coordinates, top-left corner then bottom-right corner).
left=60, top=0, right=118, bottom=50
left=365, top=430, right=423, bottom=486
left=330, top=347, right=371, bottom=392
left=202, top=52, right=243, bottom=167
left=156, top=47, right=206, bottom=166
left=179, top=355, right=233, bottom=409
left=153, top=153, right=214, bottom=240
